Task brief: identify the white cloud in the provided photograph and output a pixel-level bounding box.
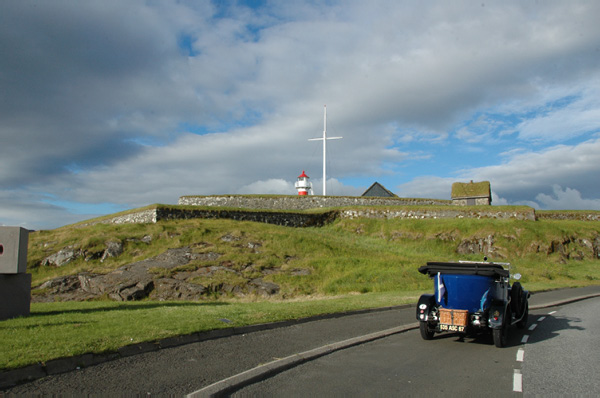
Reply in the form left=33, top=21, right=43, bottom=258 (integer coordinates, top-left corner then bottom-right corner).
left=535, top=185, right=600, bottom=210
left=516, top=82, right=600, bottom=142
left=464, top=138, right=600, bottom=200
left=396, top=176, right=454, bottom=200
left=237, top=179, right=294, bottom=195
left=2, top=1, right=600, bottom=228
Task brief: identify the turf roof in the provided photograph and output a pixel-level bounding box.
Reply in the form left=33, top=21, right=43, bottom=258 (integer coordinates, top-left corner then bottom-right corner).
left=451, top=181, right=491, bottom=199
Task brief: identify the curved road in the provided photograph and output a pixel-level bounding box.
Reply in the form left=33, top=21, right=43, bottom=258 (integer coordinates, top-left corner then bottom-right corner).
left=234, top=298, right=600, bottom=396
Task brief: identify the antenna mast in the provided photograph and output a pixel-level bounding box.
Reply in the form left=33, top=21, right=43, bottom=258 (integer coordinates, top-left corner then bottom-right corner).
left=308, top=105, right=342, bottom=196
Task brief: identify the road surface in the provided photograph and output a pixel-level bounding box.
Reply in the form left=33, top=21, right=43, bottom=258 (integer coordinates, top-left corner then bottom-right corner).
left=235, top=298, right=600, bottom=396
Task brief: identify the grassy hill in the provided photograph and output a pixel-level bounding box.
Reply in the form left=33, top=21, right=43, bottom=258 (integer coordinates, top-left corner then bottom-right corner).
left=28, top=207, right=600, bottom=296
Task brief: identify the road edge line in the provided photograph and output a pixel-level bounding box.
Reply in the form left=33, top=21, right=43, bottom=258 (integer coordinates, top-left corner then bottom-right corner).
left=186, top=323, right=419, bottom=398
left=188, top=292, right=600, bottom=397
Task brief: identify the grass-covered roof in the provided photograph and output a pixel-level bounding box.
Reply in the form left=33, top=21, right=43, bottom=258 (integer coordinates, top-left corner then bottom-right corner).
left=451, top=180, right=491, bottom=199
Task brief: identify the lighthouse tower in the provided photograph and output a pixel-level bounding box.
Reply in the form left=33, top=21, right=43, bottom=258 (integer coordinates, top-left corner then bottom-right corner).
left=295, top=171, right=313, bottom=196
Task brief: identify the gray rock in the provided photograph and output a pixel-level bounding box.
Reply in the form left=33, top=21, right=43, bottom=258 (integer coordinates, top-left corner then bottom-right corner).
left=39, top=275, right=80, bottom=292
left=100, top=241, right=124, bottom=262
left=220, top=234, right=240, bottom=242
left=117, top=280, right=154, bottom=301
left=456, top=235, right=495, bottom=256
left=126, top=235, right=153, bottom=244
left=152, top=278, right=207, bottom=300
left=197, top=252, right=221, bottom=261
left=247, top=242, right=262, bottom=251
left=78, top=273, right=97, bottom=293
left=249, top=278, right=280, bottom=296
left=42, top=247, right=81, bottom=267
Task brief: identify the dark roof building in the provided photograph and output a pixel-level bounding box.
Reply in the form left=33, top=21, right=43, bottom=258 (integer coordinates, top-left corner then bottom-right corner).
left=451, top=180, right=492, bottom=206
left=361, top=182, right=397, bottom=198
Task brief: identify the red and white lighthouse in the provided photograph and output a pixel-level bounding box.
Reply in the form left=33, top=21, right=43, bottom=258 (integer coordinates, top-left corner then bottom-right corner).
left=294, top=170, right=313, bottom=196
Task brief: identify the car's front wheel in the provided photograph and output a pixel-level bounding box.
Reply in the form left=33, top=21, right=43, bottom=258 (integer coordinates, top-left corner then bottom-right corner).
left=420, top=321, right=435, bottom=340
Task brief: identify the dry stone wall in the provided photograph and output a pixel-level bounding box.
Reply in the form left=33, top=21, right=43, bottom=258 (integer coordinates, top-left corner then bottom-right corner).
left=536, top=212, right=600, bottom=221
left=178, top=195, right=450, bottom=209
left=155, top=207, right=338, bottom=227
left=80, top=208, right=157, bottom=227
left=341, top=207, right=536, bottom=221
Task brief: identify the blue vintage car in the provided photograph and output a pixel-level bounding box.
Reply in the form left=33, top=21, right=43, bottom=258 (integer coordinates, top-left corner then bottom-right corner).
left=416, top=260, right=529, bottom=347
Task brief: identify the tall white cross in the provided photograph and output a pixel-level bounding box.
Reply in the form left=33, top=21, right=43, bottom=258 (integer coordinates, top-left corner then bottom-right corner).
left=309, top=105, right=342, bottom=196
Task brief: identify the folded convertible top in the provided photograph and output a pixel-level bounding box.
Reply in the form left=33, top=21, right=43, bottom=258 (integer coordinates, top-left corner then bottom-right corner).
left=418, top=261, right=510, bottom=278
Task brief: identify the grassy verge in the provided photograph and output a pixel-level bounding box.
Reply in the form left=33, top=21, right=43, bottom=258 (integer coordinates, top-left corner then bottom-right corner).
left=1, top=291, right=419, bottom=371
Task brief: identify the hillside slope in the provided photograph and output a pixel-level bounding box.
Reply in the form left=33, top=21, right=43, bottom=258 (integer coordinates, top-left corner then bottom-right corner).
left=28, top=213, right=600, bottom=302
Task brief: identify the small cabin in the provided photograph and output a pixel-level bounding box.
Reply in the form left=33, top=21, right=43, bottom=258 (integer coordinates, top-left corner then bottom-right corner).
left=362, top=182, right=397, bottom=198
left=451, top=181, right=491, bottom=206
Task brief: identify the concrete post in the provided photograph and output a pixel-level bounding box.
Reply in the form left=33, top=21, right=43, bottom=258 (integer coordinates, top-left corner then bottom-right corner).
left=0, top=227, right=31, bottom=320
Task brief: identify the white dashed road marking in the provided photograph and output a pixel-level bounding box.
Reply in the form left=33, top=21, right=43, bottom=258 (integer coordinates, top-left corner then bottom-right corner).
left=513, top=369, right=523, bottom=392
left=514, top=310, right=553, bottom=393
left=528, top=323, right=537, bottom=331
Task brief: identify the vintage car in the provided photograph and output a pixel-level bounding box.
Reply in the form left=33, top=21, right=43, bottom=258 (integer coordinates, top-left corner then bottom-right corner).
left=416, top=260, right=529, bottom=347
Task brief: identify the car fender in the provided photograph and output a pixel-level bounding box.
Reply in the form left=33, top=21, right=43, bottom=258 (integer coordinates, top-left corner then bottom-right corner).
left=416, top=294, right=436, bottom=321
left=488, top=301, right=508, bottom=329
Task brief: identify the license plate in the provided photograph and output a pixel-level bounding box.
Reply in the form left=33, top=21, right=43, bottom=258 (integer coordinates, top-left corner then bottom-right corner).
left=439, top=324, right=465, bottom=332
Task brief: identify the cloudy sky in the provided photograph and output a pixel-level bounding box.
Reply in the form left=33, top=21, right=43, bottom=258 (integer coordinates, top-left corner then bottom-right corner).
left=2, top=0, right=600, bottom=230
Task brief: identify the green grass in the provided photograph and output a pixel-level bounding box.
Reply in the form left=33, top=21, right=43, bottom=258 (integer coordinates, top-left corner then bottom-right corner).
left=1, top=291, right=419, bottom=370
left=5, top=210, right=600, bottom=370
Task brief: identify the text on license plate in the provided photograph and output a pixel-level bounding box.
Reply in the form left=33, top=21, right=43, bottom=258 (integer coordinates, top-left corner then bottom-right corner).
left=439, top=324, right=465, bottom=332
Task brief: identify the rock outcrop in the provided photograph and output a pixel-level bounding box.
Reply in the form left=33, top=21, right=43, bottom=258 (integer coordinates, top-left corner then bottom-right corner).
left=454, top=233, right=600, bottom=261
left=32, top=246, right=291, bottom=302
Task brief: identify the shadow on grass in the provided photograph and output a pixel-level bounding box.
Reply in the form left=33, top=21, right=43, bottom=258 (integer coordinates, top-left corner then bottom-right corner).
left=0, top=320, right=98, bottom=331
left=30, top=301, right=230, bottom=316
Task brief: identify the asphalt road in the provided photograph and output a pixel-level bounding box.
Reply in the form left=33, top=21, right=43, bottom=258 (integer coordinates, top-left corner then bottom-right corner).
left=3, top=286, right=600, bottom=396
left=234, top=300, right=600, bottom=397
left=234, top=316, right=522, bottom=396
left=523, top=296, right=600, bottom=396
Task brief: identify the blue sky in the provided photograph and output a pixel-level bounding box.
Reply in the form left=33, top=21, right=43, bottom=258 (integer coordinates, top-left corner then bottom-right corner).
left=1, top=0, right=600, bottom=229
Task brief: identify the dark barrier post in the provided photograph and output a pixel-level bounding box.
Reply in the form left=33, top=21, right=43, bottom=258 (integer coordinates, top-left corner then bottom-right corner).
left=0, top=227, right=31, bottom=320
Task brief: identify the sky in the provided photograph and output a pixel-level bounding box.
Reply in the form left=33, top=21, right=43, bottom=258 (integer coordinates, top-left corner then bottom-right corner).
left=2, top=0, right=600, bottom=230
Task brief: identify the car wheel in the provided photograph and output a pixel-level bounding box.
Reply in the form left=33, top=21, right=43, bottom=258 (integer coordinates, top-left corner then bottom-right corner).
left=420, top=321, right=435, bottom=340
left=510, top=282, right=523, bottom=318
left=493, top=308, right=510, bottom=348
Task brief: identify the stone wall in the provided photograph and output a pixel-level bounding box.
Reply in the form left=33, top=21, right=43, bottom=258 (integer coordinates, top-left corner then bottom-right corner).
left=340, top=207, right=536, bottom=221
left=81, top=208, right=158, bottom=227
left=178, top=195, right=451, bottom=209
left=452, top=197, right=492, bottom=206
left=155, top=207, right=338, bottom=228
left=105, top=209, right=158, bottom=224
left=536, top=212, right=600, bottom=221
